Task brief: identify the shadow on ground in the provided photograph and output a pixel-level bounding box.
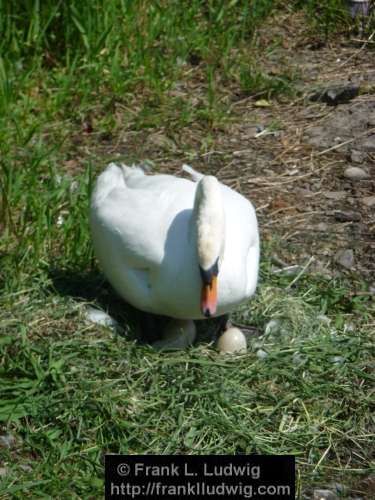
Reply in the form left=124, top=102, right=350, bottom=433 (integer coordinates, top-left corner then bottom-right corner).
left=47, top=267, right=246, bottom=346
left=48, top=267, right=143, bottom=341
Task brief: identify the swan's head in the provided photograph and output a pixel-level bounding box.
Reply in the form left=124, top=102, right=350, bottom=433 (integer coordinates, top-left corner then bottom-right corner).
left=194, top=175, right=225, bottom=318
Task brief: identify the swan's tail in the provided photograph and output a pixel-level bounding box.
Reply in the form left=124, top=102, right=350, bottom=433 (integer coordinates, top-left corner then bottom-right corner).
left=182, top=163, right=204, bottom=182
left=91, top=162, right=144, bottom=204
left=121, top=163, right=147, bottom=181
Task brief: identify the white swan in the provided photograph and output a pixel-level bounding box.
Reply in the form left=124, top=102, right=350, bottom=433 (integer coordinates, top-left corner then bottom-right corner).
left=90, top=163, right=259, bottom=320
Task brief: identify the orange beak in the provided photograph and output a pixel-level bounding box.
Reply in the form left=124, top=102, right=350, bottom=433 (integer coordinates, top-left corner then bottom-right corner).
left=201, top=275, right=218, bottom=317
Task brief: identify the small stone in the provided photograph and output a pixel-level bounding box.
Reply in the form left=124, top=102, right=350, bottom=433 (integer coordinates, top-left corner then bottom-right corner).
left=19, top=464, right=32, bottom=473
left=331, top=356, right=345, bottom=365
left=256, top=349, right=268, bottom=360
left=146, top=133, right=176, bottom=151
left=362, top=136, right=375, bottom=152
left=324, top=191, right=347, bottom=201
left=265, top=319, right=282, bottom=335
left=296, top=187, right=313, bottom=197
left=334, top=210, right=361, bottom=222
left=317, top=315, right=331, bottom=325
left=0, top=434, right=16, bottom=449
left=313, top=489, right=338, bottom=500
left=0, top=467, right=8, bottom=477
left=335, top=249, right=354, bottom=270
left=309, top=84, right=359, bottom=106
left=57, top=214, right=65, bottom=226
left=344, top=166, right=369, bottom=180
left=331, top=482, right=348, bottom=495
left=350, top=149, right=366, bottom=163
left=362, top=196, right=375, bottom=208
left=293, top=352, right=304, bottom=365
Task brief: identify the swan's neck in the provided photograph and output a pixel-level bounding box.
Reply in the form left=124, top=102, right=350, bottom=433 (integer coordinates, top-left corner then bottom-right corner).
left=193, top=176, right=225, bottom=271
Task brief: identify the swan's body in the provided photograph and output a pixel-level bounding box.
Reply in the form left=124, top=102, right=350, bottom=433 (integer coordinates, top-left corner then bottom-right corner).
left=90, top=163, right=259, bottom=320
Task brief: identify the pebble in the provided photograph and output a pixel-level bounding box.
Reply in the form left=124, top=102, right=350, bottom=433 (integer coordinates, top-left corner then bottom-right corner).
left=309, top=84, right=359, bottom=106
left=324, top=191, right=347, bottom=201
left=313, top=489, right=338, bottom=500
left=264, top=319, right=282, bottom=335
left=19, top=464, right=33, bottom=473
left=350, top=149, right=366, bottom=163
left=344, top=322, right=355, bottom=333
left=292, top=352, right=304, bottom=365
left=331, top=356, right=345, bottom=365
left=334, top=249, right=354, bottom=270
left=0, top=434, right=16, bottom=449
left=217, top=327, right=247, bottom=354
left=331, top=482, right=348, bottom=496
left=56, top=214, right=65, bottom=226
left=0, top=467, right=8, bottom=477
left=362, top=196, right=375, bottom=208
left=256, top=349, right=268, bottom=360
left=362, top=137, right=375, bottom=152
left=334, top=210, right=361, bottom=222
left=147, top=133, right=176, bottom=151
left=317, top=314, right=331, bottom=325
left=344, top=166, right=369, bottom=180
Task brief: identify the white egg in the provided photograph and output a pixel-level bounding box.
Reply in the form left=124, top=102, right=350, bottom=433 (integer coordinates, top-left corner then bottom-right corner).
left=152, top=320, right=196, bottom=350
left=217, top=327, right=247, bottom=354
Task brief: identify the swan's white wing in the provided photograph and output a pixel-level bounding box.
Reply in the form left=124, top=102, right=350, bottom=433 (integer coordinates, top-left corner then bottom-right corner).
left=91, top=164, right=194, bottom=265
left=90, top=164, right=196, bottom=309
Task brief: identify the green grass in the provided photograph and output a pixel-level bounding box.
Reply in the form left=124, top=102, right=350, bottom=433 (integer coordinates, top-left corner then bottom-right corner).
left=0, top=1, right=374, bottom=498
left=0, top=271, right=373, bottom=497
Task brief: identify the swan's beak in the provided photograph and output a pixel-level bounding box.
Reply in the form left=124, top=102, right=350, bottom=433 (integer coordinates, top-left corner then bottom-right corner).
left=201, top=275, right=218, bottom=318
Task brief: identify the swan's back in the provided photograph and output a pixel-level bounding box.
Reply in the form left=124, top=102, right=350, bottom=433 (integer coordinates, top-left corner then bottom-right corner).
left=90, top=164, right=198, bottom=313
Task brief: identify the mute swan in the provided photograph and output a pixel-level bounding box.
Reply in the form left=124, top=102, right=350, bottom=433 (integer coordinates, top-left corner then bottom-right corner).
left=90, top=163, right=259, bottom=321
